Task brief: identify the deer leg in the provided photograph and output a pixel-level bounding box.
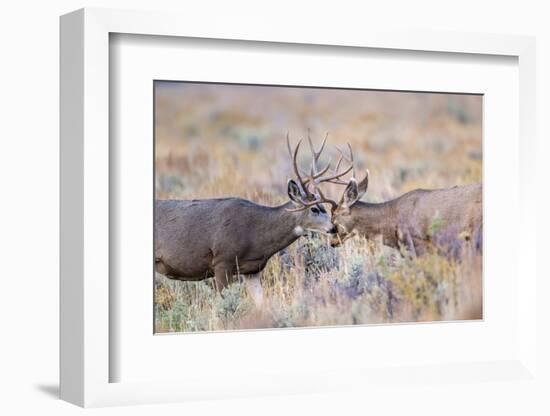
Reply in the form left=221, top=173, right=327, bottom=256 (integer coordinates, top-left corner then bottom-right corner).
left=244, top=273, right=264, bottom=309
left=213, top=264, right=232, bottom=293
left=397, top=227, right=416, bottom=259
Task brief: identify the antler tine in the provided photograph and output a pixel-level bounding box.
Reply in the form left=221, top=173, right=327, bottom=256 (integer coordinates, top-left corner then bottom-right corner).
left=326, top=152, right=347, bottom=185
left=312, top=144, right=354, bottom=185
left=285, top=132, right=293, bottom=159
left=347, top=142, right=356, bottom=179
left=302, top=131, right=332, bottom=191
left=287, top=134, right=313, bottom=196
left=293, top=141, right=308, bottom=192
left=286, top=131, right=331, bottom=191
left=335, top=144, right=355, bottom=172
left=319, top=164, right=354, bottom=185
left=307, top=130, right=328, bottom=174
left=286, top=133, right=308, bottom=176
left=308, top=157, right=332, bottom=181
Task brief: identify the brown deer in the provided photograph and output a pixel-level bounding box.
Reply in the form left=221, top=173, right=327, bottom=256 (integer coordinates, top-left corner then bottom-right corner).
left=311, top=145, right=482, bottom=256
left=154, top=136, right=339, bottom=305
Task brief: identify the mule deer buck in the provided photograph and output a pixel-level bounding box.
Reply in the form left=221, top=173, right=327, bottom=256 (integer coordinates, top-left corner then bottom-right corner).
left=155, top=136, right=339, bottom=305
left=310, top=145, right=482, bottom=257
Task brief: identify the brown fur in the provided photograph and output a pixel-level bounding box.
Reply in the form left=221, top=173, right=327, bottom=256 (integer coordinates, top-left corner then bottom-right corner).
left=155, top=191, right=335, bottom=291
left=330, top=181, right=482, bottom=255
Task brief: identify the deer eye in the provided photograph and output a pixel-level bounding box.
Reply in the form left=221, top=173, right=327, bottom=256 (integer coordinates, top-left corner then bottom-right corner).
left=310, top=206, right=320, bottom=215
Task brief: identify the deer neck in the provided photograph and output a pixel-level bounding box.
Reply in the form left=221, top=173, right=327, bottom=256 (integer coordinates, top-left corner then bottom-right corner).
left=349, top=201, right=399, bottom=247
left=252, top=202, right=302, bottom=257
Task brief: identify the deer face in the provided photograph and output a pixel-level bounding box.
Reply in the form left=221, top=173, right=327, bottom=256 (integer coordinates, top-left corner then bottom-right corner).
left=329, top=172, right=369, bottom=247
left=300, top=203, right=337, bottom=235
left=287, top=179, right=337, bottom=235
left=329, top=207, right=355, bottom=247
left=284, top=135, right=367, bottom=246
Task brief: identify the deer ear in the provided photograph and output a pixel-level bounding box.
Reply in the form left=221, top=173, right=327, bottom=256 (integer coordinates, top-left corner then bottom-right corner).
left=287, top=179, right=304, bottom=204
left=343, top=172, right=368, bottom=207
left=356, top=169, right=369, bottom=198
left=342, top=179, right=360, bottom=207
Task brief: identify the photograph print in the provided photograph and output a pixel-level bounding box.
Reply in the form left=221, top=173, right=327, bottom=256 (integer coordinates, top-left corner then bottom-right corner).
left=154, top=81, right=482, bottom=333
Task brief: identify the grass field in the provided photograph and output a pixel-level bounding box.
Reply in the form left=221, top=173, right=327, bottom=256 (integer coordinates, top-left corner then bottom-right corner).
left=154, top=82, right=483, bottom=332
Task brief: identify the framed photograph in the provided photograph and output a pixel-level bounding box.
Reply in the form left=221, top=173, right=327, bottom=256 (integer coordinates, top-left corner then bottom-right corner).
left=60, top=8, right=538, bottom=407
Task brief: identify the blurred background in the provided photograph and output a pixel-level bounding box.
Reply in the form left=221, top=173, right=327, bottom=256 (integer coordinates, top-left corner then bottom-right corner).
left=155, top=82, right=482, bottom=205
left=154, top=82, right=482, bottom=332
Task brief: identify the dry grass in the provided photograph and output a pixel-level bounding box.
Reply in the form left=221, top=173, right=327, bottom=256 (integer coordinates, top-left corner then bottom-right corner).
left=154, top=82, right=482, bottom=332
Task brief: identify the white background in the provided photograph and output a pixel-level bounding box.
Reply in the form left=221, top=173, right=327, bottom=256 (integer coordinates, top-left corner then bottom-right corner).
left=112, top=34, right=519, bottom=383
left=1, top=1, right=548, bottom=415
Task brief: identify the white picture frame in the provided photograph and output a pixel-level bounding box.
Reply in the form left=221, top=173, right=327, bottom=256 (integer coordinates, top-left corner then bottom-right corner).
left=60, top=8, right=538, bottom=408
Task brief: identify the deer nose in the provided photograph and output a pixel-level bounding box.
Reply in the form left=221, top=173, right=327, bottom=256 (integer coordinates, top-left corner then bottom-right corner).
left=328, top=226, right=338, bottom=234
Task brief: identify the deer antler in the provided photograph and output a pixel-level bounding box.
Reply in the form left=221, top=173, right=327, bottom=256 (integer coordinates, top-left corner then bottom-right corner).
left=307, top=130, right=328, bottom=173
left=307, top=141, right=359, bottom=212
left=297, top=133, right=355, bottom=211
left=287, top=133, right=359, bottom=212
left=345, top=143, right=357, bottom=180
left=287, top=132, right=332, bottom=188
left=312, top=142, right=355, bottom=186
left=287, top=132, right=342, bottom=211
left=285, top=181, right=340, bottom=212
left=286, top=134, right=312, bottom=197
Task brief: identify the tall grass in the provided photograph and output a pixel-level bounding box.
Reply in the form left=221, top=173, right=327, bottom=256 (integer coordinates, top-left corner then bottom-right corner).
left=155, top=233, right=482, bottom=332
